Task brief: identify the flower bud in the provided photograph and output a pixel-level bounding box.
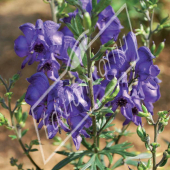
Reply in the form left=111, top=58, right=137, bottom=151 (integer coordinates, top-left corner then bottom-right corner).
left=22, top=112, right=28, bottom=123
left=155, top=40, right=165, bottom=57
left=157, top=110, right=168, bottom=117
left=83, top=12, right=92, bottom=31
left=137, top=125, right=145, bottom=139
left=151, top=41, right=156, bottom=54
left=147, top=159, right=152, bottom=169
left=150, top=142, right=160, bottom=148
left=105, top=77, right=118, bottom=96
left=15, top=107, right=22, bottom=123
left=138, top=111, right=150, bottom=118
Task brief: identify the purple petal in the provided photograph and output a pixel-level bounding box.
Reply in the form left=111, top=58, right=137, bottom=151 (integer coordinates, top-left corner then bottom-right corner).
left=25, top=72, right=49, bottom=106
left=122, top=32, right=138, bottom=62
left=72, top=135, right=82, bottom=150
left=47, top=124, right=58, bottom=139
left=19, top=23, right=35, bottom=45
left=14, top=36, right=29, bottom=57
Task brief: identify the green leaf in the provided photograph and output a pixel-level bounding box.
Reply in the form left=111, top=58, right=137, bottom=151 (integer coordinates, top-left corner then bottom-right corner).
left=93, top=78, right=104, bottom=85
left=79, top=83, right=88, bottom=86
left=65, top=22, right=79, bottom=36
left=30, top=139, right=41, bottom=146
left=100, top=142, right=136, bottom=158
left=111, top=158, right=123, bottom=169
left=99, top=131, right=114, bottom=139
left=125, top=160, right=138, bottom=167
left=81, top=154, right=96, bottom=170
left=100, top=152, right=113, bottom=164
left=96, top=99, right=102, bottom=108
left=111, top=158, right=139, bottom=169
left=159, top=158, right=168, bottom=167
left=160, top=15, right=169, bottom=25
left=9, top=135, right=17, bottom=140
left=21, top=129, right=29, bottom=137
left=52, top=151, right=92, bottom=170
left=126, top=152, right=152, bottom=160
left=75, top=14, right=83, bottom=34
left=29, top=148, right=38, bottom=152
left=100, top=107, right=114, bottom=114
left=95, top=155, right=105, bottom=169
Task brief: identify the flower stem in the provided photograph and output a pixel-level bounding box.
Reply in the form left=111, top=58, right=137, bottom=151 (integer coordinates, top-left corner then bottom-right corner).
left=86, top=38, right=98, bottom=152
left=152, top=121, right=158, bottom=170
left=0, top=78, right=41, bottom=170
left=146, top=9, right=154, bottom=48
left=50, top=0, right=57, bottom=23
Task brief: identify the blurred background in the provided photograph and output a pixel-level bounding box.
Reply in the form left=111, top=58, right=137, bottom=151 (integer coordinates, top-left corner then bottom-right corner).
left=0, top=0, right=170, bottom=169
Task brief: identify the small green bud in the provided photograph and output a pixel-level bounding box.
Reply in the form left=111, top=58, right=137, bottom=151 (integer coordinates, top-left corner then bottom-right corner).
left=151, top=41, right=156, bottom=54
left=162, top=23, right=170, bottom=29
left=150, top=142, right=160, bottom=148
left=105, top=77, right=118, bottom=96
left=155, top=40, right=165, bottom=57
left=149, top=4, right=157, bottom=10
left=4, top=92, right=13, bottom=100
left=147, top=159, right=152, bottom=168
left=137, top=161, right=147, bottom=170
left=15, top=107, right=22, bottom=123
left=22, top=112, right=28, bottom=123
left=157, top=110, right=168, bottom=117
left=167, top=148, right=170, bottom=154
left=83, top=12, right=92, bottom=31
left=10, top=157, right=18, bottom=166
left=138, top=111, right=150, bottom=118
left=137, top=125, right=145, bottom=139
left=140, top=1, right=147, bottom=10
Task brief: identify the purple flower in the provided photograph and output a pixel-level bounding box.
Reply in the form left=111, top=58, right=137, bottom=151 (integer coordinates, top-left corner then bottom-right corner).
left=96, top=5, right=123, bottom=44
left=105, top=49, right=130, bottom=80
left=25, top=72, right=49, bottom=122
left=111, top=73, right=134, bottom=120
left=121, top=32, right=138, bottom=63
left=14, top=19, right=63, bottom=68
left=62, top=0, right=122, bottom=45
left=141, top=77, right=161, bottom=114
left=37, top=52, right=60, bottom=81
left=123, top=85, right=142, bottom=126
left=135, top=47, right=160, bottom=81
left=25, top=72, right=49, bottom=106
left=64, top=84, right=92, bottom=150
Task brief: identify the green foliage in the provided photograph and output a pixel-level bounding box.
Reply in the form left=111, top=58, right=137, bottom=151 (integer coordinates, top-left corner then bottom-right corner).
left=10, top=157, right=24, bottom=170
left=100, top=142, right=136, bottom=158
left=53, top=150, right=93, bottom=170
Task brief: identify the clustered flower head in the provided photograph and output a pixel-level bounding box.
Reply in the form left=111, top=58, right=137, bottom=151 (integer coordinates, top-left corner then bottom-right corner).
left=14, top=0, right=161, bottom=150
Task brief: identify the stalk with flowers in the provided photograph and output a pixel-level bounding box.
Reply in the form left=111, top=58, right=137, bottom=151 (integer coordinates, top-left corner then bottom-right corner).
left=0, top=0, right=170, bottom=170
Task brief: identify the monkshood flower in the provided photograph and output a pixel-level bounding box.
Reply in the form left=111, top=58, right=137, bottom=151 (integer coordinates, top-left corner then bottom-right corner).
left=111, top=73, right=134, bottom=120
left=121, top=32, right=138, bottom=63
left=140, top=77, right=161, bottom=114
left=62, top=0, right=123, bottom=44
left=40, top=101, right=70, bottom=139
left=123, top=85, right=142, bottom=126
left=25, top=72, right=49, bottom=122
left=64, top=84, right=92, bottom=150
left=14, top=19, right=63, bottom=68
left=96, top=4, right=123, bottom=44
left=135, top=46, right=160, bottom=81
left=105, top=49, right=130, bottom=80
left=37, top=52, right=60, bottom=81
